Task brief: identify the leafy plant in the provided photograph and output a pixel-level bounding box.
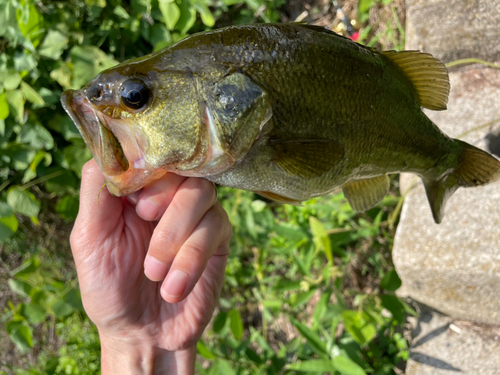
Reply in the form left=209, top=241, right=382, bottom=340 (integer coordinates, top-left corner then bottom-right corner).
left=0, top=1, right=414, bottom=374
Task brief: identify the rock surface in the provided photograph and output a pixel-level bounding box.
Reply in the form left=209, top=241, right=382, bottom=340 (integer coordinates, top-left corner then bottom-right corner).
left=406, top=310, right=500, bottom=375
left=394, top=66, right=500, bottom=326
left=395, top=0, right=500, bottom=372
left=406, top=0, right=500, bottom=63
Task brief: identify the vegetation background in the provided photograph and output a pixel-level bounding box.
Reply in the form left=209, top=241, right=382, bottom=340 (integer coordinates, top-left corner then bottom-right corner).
left=0, top=0, right=414, bottom=374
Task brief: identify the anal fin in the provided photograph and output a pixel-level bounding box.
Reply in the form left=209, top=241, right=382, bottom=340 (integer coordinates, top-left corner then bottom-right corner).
left=342, top=175, right=390, bottom=212
left=255, top=191, right=302, bottom=205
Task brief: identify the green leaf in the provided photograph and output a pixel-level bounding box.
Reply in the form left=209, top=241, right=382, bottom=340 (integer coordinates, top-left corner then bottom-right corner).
left=49, top=62, right=72, bottom=90
left=176, top=0, right=196, bottom=34
left=113, top=5, right=130, bottom=19
left=212, top=311, right=227, bottom=333
left=70, top=46, right=117, bottom=89
left=0, top=201, right=14, bottom=217
left=310, top=216, right=333, bottom=263
left=20, top=81, right=44, bottom=106
left=42, top=168, right=78, bottom=195
left=55, top=195, right=79, bottom=220
left=51, top=298, right=75, bottom=318
left=380, top=269, right=402, bottom=292
left=291, top=288, right=317, bottom=309
left=0, top=214, right=19, bottom=242
left=7, top=186, right=40, bottom=218
left=5, top=89, right=25, bottom=123
left=12, top=256, right=40, bottom=276
left=273, top=279, right=302, bottom=291
left=131, top=0, right=151, bottom=14
left=64, top=144, right=92, bottom=178
left=86, top=0, right=107, bottom=7
left=217, top=359, right=236, bottom=375
left=20, top=303, right=47, bottom=324
left=0, top=1, right=18, bottom=37
left=48, top=115, right=81, bottom=141
left=2, top=70, right=22, bottom=90
left=313, top=289, right=332, bottom=327
left=342, top=310, right=376, bottom=346
left=22, top=150, right=48, bottom=183
left=191, top=0, right=215, bottom=27
left=228, top=309, right=244, bottom=340
left=290, top=318, right=327, bottom=355
left=148, top=23, right=171, bottom=48
left=197, top=340, right=216, bottom=359
left=159, top=0, right=181, bottom=30
left=8, top=278, right=32, bottom=298
left=332, top=355, right=367, bottom=375
left=0, top=93, right=9, bottom=120
left=16, top=1, right=44, bottom=48
left=38, top=30, right=69, bottom=60
left=19, top=122, right=54, bottom=150
left=6, top=319, right=33, bottom=353
left=381, top=294, right=405, bottom=323
left=286, top=359, right=336, bottom=372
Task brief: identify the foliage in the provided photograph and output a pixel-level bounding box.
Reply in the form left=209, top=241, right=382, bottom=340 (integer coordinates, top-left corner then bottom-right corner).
left=193, top=188, right=413, bottom=374
left=0, top=0, right=413, bottom=374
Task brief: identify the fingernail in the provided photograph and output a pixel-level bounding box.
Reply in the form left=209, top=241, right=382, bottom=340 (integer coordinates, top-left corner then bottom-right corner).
left=144, top=255, right=168, bottom=281
left=162, top=270, right=188, bottom=298
left=137, top=198, right=159, bottom=221
left=126, top=191, right=141, bottom=205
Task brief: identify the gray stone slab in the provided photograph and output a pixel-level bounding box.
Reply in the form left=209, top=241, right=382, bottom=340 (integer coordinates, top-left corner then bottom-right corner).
left=394, top=66, right=500, bottom=325
left=406, top=0, right=500, bottom=63
left=405, top=311, right=500, bottom=374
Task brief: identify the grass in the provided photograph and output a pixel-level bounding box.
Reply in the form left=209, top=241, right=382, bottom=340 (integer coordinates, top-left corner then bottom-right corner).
left=1, top=1, right=413, bottom=374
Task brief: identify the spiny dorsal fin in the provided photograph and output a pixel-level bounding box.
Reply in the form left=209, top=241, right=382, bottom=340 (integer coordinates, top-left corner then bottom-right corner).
left=382, top=50, right=450, bottom=111
left=342, top=175, right=390, bottom=212
left=271, top=139, right=345, bottom=179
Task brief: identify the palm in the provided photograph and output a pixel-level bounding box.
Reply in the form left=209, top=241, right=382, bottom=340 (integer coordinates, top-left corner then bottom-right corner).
left=72, top=163, right=228, bottom=351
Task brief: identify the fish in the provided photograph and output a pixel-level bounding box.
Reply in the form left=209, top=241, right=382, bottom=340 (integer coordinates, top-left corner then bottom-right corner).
left=61, top=23, right=500, bottom=223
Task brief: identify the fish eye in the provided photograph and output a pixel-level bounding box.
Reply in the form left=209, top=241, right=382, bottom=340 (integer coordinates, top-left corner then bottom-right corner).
left=120, top=78, right=149, bottom=110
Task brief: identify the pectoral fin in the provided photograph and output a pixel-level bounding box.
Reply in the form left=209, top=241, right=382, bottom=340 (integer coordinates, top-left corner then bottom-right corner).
left=271, top=139, right=345, bottom=179
left=342, top=175, right=390, bottom=212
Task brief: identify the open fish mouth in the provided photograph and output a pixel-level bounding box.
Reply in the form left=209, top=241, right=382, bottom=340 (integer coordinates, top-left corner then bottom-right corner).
left=61, top=90, right=130, bottom=177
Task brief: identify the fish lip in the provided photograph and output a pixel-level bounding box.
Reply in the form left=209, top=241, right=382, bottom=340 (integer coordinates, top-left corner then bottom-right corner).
left=60, top=89, right=129, bottom=179
left=61, top=90, right=101, bottom=163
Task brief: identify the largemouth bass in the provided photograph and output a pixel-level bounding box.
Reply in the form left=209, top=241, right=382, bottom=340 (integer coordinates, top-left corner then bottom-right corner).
left=61, top=24, right=500, bottom=223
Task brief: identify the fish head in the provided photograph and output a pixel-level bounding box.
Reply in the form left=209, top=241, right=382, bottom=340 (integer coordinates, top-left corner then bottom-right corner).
left=61, top=62, right=206, bottom=196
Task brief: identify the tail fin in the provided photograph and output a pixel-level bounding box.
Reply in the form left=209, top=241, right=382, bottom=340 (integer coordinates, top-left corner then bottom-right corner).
left=423, top=140, right=500, bottom=224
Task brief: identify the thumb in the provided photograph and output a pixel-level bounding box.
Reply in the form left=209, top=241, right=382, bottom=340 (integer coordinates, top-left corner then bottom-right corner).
left=72, top=159, right=124, bottom=249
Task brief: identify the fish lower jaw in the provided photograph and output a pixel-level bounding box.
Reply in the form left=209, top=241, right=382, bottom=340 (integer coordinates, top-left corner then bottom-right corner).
left=104, top=167, right=167, bottom=196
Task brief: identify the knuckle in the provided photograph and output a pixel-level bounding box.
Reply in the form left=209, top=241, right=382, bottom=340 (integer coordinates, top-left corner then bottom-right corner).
left=205, top=206, right=232, bottom=242
left=184, top=177, right=214, bottom=197
left=182, top=241, right=207, bottom=259
left=150, top=227, right=178, bottom=256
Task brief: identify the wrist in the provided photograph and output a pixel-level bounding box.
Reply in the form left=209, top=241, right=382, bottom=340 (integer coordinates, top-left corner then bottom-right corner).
left=99, top=332, right=196, bottom=375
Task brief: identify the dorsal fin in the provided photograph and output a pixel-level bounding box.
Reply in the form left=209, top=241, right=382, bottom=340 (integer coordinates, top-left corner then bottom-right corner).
left=382, top=50, right=450, bottom=111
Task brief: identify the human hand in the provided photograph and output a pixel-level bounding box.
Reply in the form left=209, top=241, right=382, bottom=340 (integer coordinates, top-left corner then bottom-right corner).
left=70, top=160, right=232, bottom=374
